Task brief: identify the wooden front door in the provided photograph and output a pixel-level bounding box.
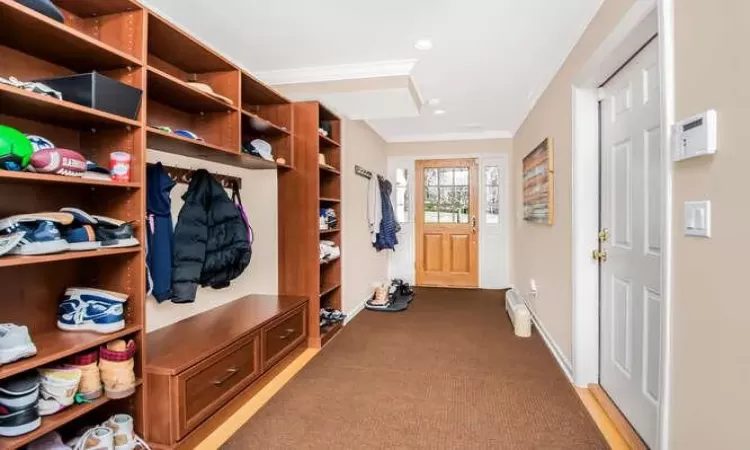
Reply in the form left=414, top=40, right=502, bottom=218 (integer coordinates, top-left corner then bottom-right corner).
left=415, top=158, right=479, bottom=287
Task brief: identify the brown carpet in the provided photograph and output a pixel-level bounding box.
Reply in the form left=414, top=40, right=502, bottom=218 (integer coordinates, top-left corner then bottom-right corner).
left=222, top=288, right=608, bottom=449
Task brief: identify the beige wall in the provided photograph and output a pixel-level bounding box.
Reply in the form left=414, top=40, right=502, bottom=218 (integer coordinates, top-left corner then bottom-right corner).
left=145, top=150, right=278, bottom=332
left=341, top=120, right=389, bottom=314
left=670, top=1, right=749, bottom=447
left=387, top=139, right=512, bottom=157
left=512, top=0, right=636, bottom=363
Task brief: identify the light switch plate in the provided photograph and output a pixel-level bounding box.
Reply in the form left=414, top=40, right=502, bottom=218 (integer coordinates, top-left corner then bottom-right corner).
left=684, top=201, right=711, bottom=237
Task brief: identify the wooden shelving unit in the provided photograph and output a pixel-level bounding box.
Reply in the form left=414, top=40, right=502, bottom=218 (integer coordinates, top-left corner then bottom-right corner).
left=279, top=102, right=342, bottom=348
left=0, top=0, right=147, bottom=447
left=0, top=1, right=301, bottom=446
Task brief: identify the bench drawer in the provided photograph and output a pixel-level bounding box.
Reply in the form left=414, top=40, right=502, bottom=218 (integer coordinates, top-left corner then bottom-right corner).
left=177, top=332, right=260, bottom=438
left=262, top=306, right=306, bottom=369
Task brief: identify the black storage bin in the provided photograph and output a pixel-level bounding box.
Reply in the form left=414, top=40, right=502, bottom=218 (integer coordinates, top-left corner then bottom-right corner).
left=34, top=72, right=142, bottom=120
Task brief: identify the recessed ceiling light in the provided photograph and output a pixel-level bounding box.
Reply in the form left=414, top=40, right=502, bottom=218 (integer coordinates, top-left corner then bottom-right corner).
left=414, top=39, right=433, bottom=51
left=427, top=98, right=441, bottom=107
left=434, top=109, right=446, bottom=115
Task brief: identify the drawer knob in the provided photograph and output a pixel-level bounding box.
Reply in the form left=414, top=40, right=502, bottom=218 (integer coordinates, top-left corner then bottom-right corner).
left=213, top=367, right=239, bottom=386
left=279, top=328, right=296, bottom=340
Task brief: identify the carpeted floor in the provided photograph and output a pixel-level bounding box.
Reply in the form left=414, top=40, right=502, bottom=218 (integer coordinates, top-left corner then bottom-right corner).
left=222, top=288, right=608, bottom=449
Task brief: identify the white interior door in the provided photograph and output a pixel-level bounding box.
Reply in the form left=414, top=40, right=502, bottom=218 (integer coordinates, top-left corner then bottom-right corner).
left=599, top=38, right=661, bottom=448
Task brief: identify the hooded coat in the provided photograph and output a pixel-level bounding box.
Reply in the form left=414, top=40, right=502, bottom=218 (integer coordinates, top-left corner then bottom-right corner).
left=146, top=162, right=176, bottom=302
left=171, top=169, right=251, bottom=303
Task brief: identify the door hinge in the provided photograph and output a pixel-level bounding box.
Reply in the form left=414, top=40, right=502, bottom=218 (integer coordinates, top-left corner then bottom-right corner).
left=592, top=249, right=608, bottom=263
left=598, top=228, right=610, bottom=242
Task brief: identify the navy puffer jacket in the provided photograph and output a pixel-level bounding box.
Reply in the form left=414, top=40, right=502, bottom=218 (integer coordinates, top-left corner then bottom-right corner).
left=171, top=169, right=251, bottom=303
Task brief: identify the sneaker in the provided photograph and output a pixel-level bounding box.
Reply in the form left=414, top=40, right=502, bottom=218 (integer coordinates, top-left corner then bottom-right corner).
left=37, top=366, right=81, bottom=416
left=58, top=288, right=127, bottom=334
left=0, top=371, right=41, bottom=437
left=103, top=414, right=150, bottom=450
left=71, top=427, right=114, bottom=450
left=29, top=431, right=72, bottom=450
left=66, top=349, right=102, bottom=401
left=59, top=208, right=100, bottom=251
left=92, top=216, right=138, bottom=248
left=0, top=213, right=73, bottom=255
left=99, top=340, right=136, bottom=400
left=0, top=323, right=37, bottom=364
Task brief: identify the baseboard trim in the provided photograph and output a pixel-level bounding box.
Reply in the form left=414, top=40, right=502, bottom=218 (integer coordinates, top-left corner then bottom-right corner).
left=589, top=384, right=648, bottom=450
left=522, top=296, right=574, bottom=383
left=344, top=296, right=370, bottom=325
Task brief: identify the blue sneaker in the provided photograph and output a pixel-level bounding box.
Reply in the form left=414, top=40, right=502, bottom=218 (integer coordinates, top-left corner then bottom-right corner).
left=59, top=208, right=99, bottom=251
left=57, top=288, right=127, bottom=334
left=0, top=213, right=72, bottom=256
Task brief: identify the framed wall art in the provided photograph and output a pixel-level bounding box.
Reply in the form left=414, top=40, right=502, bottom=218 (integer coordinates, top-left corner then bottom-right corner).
left=522, top=138, right=554, bottom=224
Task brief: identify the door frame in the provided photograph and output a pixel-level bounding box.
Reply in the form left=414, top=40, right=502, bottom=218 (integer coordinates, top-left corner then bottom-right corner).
left=570, top=0, right=674, bottom=449
left=387, top=153, right=511, bottom=289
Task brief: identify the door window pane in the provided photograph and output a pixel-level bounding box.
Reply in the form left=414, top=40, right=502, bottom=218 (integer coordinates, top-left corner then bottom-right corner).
left=485, top=166, right=500, bottom=224
left=439, top=168, right=454, bottom=186
left=454, top=168, right=469, bottom=186
left=425, top=168, right=438, bottom=186
left=424, top=186, right=439, bottom=223
left=439, top=186, right=456, bottom=223
left=395, top=168, right=409, bottom=223
left=456, top=187, right=469, bottom=223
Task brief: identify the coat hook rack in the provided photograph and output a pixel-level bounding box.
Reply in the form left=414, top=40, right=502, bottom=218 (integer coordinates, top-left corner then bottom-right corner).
left=355, top=165, right=372, bottom=180
left=149, top=163, right=242, bottom=189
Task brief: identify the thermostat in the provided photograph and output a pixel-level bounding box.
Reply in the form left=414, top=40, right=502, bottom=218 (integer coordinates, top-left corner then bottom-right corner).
left=672, top=110, right=717, bottom=162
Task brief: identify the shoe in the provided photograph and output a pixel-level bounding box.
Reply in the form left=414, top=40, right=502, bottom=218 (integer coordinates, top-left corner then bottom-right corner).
left=0, top=213, right=73, bottom=255
left=0, top=371, right=41, bottom=437
left=66, top=349, right=102, bottom=401
left=60, top=208, right=100, bottom=251
left=99, top=340, right=136, bottom=400
left=103, top=414, right=150, bottom=450
left=37, top=366, right=81, bottom=416
left=0, top=323, right=37, bottom=364
left=58, top=288, right=127, bottom=334
left=71, top=427, right=114, bottom=450
left=92, top=216, right=138, bottom=248
left=29, top=431, right=72, bottom=450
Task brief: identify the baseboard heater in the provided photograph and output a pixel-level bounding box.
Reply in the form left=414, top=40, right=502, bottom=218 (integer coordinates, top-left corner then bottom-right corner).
left=505, top=289, right=532, bottom=337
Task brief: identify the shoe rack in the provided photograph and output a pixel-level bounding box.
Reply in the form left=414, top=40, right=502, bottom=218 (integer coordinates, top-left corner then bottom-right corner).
left=0, top=0, right=295, bottom=448
left=279, top=101, right=343, bottom=348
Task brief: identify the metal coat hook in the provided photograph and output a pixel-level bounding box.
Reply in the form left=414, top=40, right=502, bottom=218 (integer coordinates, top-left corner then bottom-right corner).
left=148, top=163, right=242, bottom=189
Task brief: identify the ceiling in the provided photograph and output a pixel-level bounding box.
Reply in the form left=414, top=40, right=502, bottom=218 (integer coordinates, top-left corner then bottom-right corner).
left=142, top=0, right=604, bottom=142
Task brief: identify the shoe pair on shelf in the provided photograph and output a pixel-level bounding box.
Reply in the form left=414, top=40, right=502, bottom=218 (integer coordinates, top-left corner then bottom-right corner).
left=58, top=287, right=128, bottom=334
left=0, top=340, right=138, bottom=438
left=0, top=208, right=138, bottom=257
left=319, top=308, right=346, bottom=328
left=26, top=413, right=149, bottom=450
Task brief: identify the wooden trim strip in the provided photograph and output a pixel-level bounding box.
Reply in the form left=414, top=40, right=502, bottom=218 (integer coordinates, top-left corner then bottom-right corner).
left=589, top=384, right=648, bottom=450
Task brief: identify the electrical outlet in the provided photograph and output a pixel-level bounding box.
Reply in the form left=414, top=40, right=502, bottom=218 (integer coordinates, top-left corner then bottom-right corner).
left=530, top=279, right=538, bottom=292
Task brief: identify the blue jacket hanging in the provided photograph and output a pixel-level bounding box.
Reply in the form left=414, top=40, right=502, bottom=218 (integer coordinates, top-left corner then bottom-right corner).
left=146, top=162, right=176, bottom=302
left=374, top=175, right=400, bottom=251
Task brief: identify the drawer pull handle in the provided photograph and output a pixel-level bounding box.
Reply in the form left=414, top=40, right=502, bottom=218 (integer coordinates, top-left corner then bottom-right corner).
left=279, top=328, right=296, bottom=340
left=213, top=367, right=239, bottom=386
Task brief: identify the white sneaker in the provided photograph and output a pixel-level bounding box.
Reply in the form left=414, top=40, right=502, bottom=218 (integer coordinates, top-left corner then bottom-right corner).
left=37, top=367, right=81, bottom=416
left=72, top=427, right=114, bottom=450
left=102, top=414, right=150, bottom=450
left=0, top=324, right=37, bottom=365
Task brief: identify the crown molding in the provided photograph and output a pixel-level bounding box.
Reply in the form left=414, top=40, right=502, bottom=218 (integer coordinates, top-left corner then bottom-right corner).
left=383, top=130, right=514, bottom=143
left=255, top=59, right=418, bottom=86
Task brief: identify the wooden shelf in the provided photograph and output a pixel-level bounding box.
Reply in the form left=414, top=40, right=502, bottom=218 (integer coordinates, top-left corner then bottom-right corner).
left=277, top=162, right=294, bottom=170
left=241, top=110, right=290, bottom=137
left=52, top=0, right=141, bottom=17
left=147, top=127, right=278, bottom=170
left=319, top=165, right=340, bottom=175
left=320, top=322, right=342, bottom=347
left=320, top=283, right=341, bottom=297
left=320, top=197, right=341, bottom=203
left=0, top=247, right=140, bottom=269
left=0, top=324, right=142, bottom=380
left=0, top=83, right=141, bottom=129
left=147, top=67, right=236, bottom=113
left=319, top=134, right=341, bottom=149
left=241, top=71, right=290, bottom=106
left=319, top=228, right=340, bottom=235
left=0, top=170, right=140, bottom=188
left=0, top=378, right=143, bottom=449
left=0, top=0, right=143, bottom=71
